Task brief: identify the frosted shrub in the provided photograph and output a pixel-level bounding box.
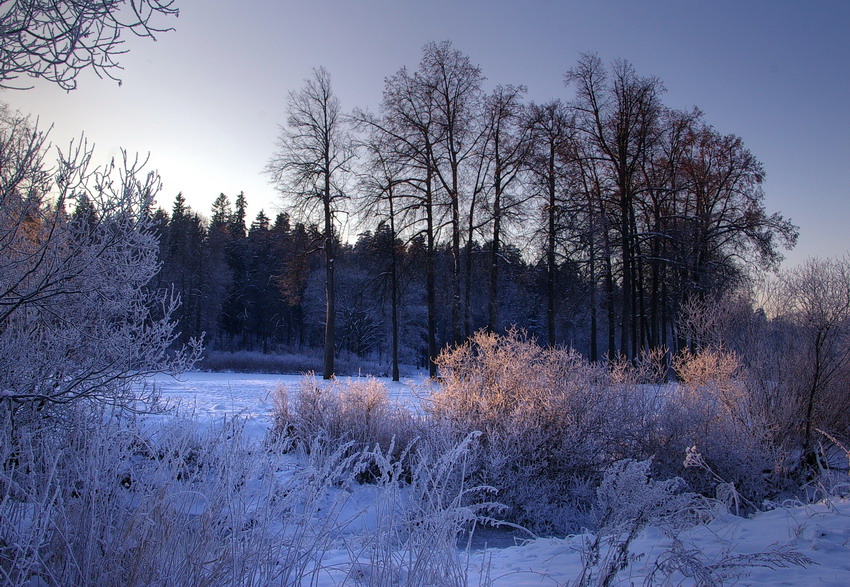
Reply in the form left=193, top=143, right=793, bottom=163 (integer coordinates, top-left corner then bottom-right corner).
left=272, top=376, right=419, bottom=473
left=659, top=347, right=782, bottom=508
left=0, top=112, right=201, bottom=419
left=673, top=346, right=744, bottom=416
left=678, top=261, right=850, bottom=476
left=576, top=458, right=711, bottom=586
left=428, top=329, right=654, bottom=534
left=607, top=346, right=668, bottom=386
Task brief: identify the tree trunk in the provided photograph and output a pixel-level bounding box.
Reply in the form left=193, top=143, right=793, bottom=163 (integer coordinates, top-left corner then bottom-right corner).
left=425, top=167, right=438, bottom=378
left=488, top=165, right=502, bottom=333
left=588, top=208, right=598, bottom=362
left=546, top=144, right=557, bottom=347
left=465, top=202, right=475, bottom=337
left=603, top=221, right=617, bottom=360
left=451, top=179, right=462, bottom=345
left=619, top=191, right=632, bottom=360
left=803, top=330, right=825, bottom=465
left=389, top=191, right=400, bottom=382
left=322, top=185, right=335, bottom=380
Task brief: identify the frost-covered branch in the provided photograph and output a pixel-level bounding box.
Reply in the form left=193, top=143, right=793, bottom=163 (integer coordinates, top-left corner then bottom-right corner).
left=0, top=0, right=178, bottom=90
left=0, top=107, right=201, bottom=417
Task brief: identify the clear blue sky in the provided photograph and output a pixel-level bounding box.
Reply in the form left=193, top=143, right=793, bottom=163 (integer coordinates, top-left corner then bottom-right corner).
left=4, top=0, right=848, bottom=268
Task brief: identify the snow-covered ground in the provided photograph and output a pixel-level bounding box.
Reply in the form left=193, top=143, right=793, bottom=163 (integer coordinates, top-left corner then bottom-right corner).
left=467, top=502, right=850, bottom=585
left=145, top=371, right=426, bottom=441
left=143, top=371, right=850, bottom=585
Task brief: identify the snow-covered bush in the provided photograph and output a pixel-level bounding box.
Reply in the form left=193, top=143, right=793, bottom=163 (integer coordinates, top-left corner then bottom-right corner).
left=678, top=262, right=850, bottom=477
left=426, top=329, right=663, bottom=534
left=272, top=376, right=419, bottom=469
left=424, top=330, right=805, bottom=531
left=0, top=106, right=200, bottom=420
left=765, top=258, right=850, bottom=468
left=649, top=347, right=783, bottom=509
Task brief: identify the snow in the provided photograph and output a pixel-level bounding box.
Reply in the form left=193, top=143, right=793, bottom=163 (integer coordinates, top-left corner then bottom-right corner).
left=141, top=371, right=850, bottom=585
left=467, top=502, right=850, bottom=585
left=145, top=371, right=426, bottom=441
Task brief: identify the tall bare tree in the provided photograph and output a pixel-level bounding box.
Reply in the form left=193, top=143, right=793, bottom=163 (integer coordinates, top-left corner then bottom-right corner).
left=527, top=99, right=573, bottom=347
left=267, top=67, right=354, bottom=379
left=636, top=107, right=699, bottom=351
left=355, top=124, right=412, bottom=381
left=479, top=84, right=532, bottom=333
left=566, top=54, right=664, bottom=359
left=419, top=41, right=485, bottom=345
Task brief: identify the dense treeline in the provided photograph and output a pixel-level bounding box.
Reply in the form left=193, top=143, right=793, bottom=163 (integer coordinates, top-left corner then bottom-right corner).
left=152, top=193, right=562, bottom=368
left=153, top=43, right=797, bottom=377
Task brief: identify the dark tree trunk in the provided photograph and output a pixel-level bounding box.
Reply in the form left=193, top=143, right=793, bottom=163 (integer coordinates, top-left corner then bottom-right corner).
left=388, top=191, right=400, bottom=382
left=603, top=225, right=617, bottom=360
left=465, top=201, right=475, bottom=338
left=488, top=165, right=503, bottom=333
left=451, top=179, right=462, bottom=345
left=588, top=210, right=598, bottom=362
left=619, top=190, right=632, bottom=360
left=425, top=169, right=438, bottom=378
left=546, top=144, right=557, bottom=347
left=322, top=178, right=335, bottom=380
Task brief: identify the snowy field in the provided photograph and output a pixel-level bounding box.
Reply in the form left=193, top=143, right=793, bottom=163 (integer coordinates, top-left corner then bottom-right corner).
left=141, top=371, right=850, bottom=585
left=145, top=371, right=427, bottom=441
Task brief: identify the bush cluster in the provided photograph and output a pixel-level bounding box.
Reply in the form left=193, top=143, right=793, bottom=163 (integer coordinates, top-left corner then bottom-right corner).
left=273, top=376, right=419, bottom=464
left=273, top=330, right=833, bottom=536
left=426, top=330, right=778, bottom=533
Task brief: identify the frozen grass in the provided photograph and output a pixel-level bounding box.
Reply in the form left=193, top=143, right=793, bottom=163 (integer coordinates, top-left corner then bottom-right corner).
left=0, top=401, right=498, bottom=586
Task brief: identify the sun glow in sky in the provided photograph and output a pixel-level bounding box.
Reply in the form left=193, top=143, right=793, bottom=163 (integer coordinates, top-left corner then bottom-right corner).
left=4, top=0, right=848, bottom=268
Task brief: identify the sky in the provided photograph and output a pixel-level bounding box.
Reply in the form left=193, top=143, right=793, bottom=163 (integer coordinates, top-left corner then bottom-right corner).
left=3, top=0, right=848, bottom=268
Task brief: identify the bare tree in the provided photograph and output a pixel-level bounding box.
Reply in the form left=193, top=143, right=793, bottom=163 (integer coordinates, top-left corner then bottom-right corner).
left=636, top=107, right=700, bottom=352
left=366, top=62, right=440, bottom=377
left=354, top=123, right=411, bottom=381
left=266, top=67, right=354, bottom=379
left=479, top=84, right=532, bottom=333
left=771, top=258, right=850, bottom=466
left=0, top=106, right=200, bottom=418
left=676, top=121, right=798, bottom=296
left=419, top=41, right=485, bottom=345
left=566, top=54, right=665, bottom=359
left=0, top=0, right=178, bottom=90
left=527, top=99, right=573, bottom=348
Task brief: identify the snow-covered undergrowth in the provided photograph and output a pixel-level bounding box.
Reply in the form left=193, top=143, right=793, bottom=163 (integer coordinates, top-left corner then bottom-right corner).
left=3, top=335, right=849, bottom=585
left=421, top=331, right=794, bottom=535
left=3, top=399, right=846, bottom=586
left=0, top=405, right=492, bottom=585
